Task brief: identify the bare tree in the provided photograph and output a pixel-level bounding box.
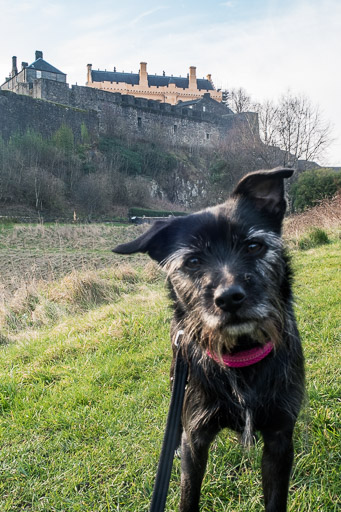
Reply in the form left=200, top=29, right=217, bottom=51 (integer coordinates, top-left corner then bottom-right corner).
left=209, top=121, right=265, bottom=200
left=207, top=90, right=333, bottom=201
left=228, top=88, right=332, bottom=167
left=254, top=92, right=332, bottom=167
left=230, top=87, right=253, bottom=114
left=254, top=99, right=278, bottom=147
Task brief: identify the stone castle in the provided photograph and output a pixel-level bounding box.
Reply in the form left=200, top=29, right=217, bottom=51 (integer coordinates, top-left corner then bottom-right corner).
left=0, top=51, right=259, bottom=147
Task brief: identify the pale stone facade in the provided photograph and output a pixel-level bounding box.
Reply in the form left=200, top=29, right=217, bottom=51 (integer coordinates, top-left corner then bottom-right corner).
left=1, top=51, right=66, bottom=94
left=86, top=62, right=222, bottom=105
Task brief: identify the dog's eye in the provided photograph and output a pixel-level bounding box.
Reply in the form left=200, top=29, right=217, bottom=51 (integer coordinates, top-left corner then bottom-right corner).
left=184, top=256, right=201, bottom=269
left=246, top=242, right=264, bottom=255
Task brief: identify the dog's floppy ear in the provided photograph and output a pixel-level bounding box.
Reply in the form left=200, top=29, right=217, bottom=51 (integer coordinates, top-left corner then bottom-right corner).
left=113, top=219, right=174, bottom=263
left=232, top=167, right=293, bottom=220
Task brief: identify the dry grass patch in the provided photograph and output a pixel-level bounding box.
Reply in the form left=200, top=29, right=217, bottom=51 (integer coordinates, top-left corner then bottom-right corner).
left=109, top=263, right=140, bottom=282
left=48, top=270, right=119, bottom=308
left=284, top=192, right=341, bottom=242
left=0, top=261, right=160, bottom=338
left=0, top=222, right=149, bottom=298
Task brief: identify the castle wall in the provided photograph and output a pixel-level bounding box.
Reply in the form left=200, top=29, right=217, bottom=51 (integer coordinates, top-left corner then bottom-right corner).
left=67, top=84, right=258, bottom=146
left=37, top=79, right=71, bottom=103
left=0, top=79, right=259, bottom=149
left=67, top=85, right=222, bottom=146
left=0, top=90, right=98, bottom=141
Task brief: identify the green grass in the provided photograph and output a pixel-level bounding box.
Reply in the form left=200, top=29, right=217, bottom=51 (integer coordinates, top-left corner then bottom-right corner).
left=297, top=227, right=330, bottom=250
left=0, top=240, right=340, bottom=511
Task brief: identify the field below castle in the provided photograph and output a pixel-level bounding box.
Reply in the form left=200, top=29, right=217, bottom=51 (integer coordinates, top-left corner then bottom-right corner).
left=0, top=202, right=340, bottom=510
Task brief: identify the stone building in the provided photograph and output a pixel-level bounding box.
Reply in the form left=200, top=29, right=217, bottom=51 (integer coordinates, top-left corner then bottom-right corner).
left=86, top=62, right=222, bottom=105
left=1, top=51, right=66, bottom=95
left=0, top=50, right=259, bottom=151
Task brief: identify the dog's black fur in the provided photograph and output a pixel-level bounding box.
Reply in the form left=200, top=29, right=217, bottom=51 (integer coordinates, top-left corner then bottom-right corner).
left=113, top=168, right=305, bottom=512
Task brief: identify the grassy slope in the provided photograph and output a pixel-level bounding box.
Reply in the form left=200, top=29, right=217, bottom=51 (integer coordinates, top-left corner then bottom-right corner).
left=0, top=241, right=340, bottom=511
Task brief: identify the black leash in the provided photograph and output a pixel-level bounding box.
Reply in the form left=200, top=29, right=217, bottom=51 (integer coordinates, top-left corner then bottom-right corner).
left=149, top=330, right=188, bottom=512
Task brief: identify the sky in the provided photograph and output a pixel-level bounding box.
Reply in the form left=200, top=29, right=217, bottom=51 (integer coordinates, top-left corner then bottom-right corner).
left=1, top=0, right=341, bottom=166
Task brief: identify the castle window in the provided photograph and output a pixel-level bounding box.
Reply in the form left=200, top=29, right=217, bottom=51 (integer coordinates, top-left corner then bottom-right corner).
left=137, top=117, right=142, bottom=128
left=203, top=106, right=206, bottom=112
left=206, top=133, right=210, bottom=140
left=36, top=70, right=42, bottom=79
left=173, top=124, right=177, bottom=134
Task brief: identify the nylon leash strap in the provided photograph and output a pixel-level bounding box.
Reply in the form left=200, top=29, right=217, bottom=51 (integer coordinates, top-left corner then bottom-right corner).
left=149, top=330, right=188, bottom=512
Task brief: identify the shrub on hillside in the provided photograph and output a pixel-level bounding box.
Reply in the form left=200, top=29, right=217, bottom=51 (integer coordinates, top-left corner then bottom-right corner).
left=291, top=168, right=341, bottom=212
left=98, top=136, right=178, bottom=177
left=298, top=227, right=330, bottom=250
left=98, top=137, right=143, bottom=175
left=53, top=124, right=74, bottom=156
left=125, top=177, right=151, bottom=207
left=22, top=167, right=67, bottom=211
left=142, top=148, right=177, bottom=177
left=75, top=173, right=114, bottom=215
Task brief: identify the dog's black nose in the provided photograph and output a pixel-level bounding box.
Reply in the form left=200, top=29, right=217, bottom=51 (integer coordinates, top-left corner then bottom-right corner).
left=214, top=286, right=246, bottom=312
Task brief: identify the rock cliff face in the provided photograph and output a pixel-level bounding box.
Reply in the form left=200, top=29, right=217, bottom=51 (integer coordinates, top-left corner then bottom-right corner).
left=150, top=176, right=208, bottom=208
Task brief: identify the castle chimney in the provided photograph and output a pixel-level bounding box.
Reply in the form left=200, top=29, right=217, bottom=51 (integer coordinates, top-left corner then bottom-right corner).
left=12, top=56, right=18, bottom=77
left=35, top=50, right=43, bottom=60
left=21, top=62, right=28, bottom=70
left=139, top=62, right=148, bottom=87
left=87, top=64, right=92, bottom=84
left=206, top=74, right=212, bottom=82
left=189, top=66, right=197, bottom=90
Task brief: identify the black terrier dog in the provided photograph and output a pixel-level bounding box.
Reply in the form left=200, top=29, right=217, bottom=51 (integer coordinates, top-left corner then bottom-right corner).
left=114, top=168, right=305, bottom=512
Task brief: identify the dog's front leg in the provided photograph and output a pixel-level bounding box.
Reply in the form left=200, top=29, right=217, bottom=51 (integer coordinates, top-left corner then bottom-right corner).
left=180, top=429, right=216, bottom=512
left=261, top=428, right=295, bottom=512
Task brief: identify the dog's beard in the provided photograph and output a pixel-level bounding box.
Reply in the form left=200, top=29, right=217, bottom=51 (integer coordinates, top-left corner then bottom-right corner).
left=200, top=311, right=282, bottom=361
left=202, top=311, right=257, bottom=334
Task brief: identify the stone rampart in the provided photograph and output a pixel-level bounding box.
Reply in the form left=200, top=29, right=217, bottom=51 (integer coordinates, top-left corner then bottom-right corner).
left=0, top=89, right=98, bottom=141
left=0, top=79, right=259, bottom=147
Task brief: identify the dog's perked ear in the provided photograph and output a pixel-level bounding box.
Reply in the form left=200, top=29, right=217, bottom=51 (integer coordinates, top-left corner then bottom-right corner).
left=232, top=167, right=294, bottom=222
left=112, top=219, right=176, bottom=263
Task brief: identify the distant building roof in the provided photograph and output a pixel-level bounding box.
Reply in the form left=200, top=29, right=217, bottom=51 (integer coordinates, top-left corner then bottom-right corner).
left=175, top=96, right=234, bottom=115
left=174, top=99, right=203, bottom=108
left=92, top=70, right=139, bottom=85
left=27, top=58, right=65, bottom=75
left=91, top=69, right=214, bottom=91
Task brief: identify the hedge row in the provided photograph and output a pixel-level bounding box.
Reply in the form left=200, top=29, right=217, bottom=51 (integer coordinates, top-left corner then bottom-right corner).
left=129, top=207, right=188, bottom=218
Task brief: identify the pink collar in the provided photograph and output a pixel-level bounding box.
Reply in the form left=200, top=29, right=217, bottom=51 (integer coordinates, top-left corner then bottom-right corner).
left=207, top=341, right=274, bottom=368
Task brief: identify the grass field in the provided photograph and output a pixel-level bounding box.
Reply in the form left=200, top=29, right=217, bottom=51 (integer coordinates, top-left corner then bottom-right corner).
left=0, top=219, right=340, bottom=511
left=0, top=223, right=146, bottom=295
